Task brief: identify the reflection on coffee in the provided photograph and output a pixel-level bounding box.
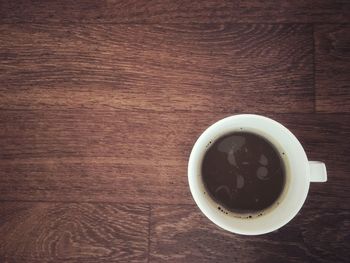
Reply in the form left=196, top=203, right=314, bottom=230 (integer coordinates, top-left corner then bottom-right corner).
left=201, top=132, right=285, bottom=214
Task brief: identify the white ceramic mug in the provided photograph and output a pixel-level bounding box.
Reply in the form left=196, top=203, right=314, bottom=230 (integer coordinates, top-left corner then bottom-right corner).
left=188, top=114, right=327, bottom=235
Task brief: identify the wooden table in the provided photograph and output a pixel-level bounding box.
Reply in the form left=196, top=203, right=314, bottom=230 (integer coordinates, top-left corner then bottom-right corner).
left=0, top=1, right=349, bottom=262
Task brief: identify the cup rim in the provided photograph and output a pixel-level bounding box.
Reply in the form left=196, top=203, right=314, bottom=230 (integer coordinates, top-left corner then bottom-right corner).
left=188, top=114, right=310, bottom=235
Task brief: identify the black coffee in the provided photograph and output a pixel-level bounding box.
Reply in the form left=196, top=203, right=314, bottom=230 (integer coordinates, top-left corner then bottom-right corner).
left=202, top=132, right=285, bottom=214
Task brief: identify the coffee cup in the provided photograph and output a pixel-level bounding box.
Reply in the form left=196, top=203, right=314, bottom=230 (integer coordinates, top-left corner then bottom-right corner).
left=188, top=114, right=327, bottom=235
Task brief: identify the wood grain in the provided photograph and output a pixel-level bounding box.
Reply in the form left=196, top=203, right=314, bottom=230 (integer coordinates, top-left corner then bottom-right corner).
left=315, top=24, right=350, bottom=113
left=0, top=202, right=149, bottom=262
left=0, top=0, right=349, bottom=23
left=1, top=1, right=349, bottom=260
left=150, top=198, right=350, bottom=262
left=0, top=112, right=349, bottom=203
left=0, top=23, right=313, bottom=113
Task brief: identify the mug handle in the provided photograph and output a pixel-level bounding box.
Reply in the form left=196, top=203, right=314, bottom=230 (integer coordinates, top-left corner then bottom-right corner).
left=309, top=161, right=327, bottom=182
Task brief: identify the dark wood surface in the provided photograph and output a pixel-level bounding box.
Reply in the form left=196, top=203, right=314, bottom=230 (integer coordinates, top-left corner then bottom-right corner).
left=0, top=24, right=313, bottom=113
left=0, top=1, right=349, bottom=262
left=0, top=0, right=349, bottom=23
left=0, top=203, right=149, bottom=262
left=315, top=24, right=350, bottom=113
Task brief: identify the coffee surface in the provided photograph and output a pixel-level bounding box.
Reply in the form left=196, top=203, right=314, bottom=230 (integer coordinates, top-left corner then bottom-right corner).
left=202, top=132, right=285, bottom=214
